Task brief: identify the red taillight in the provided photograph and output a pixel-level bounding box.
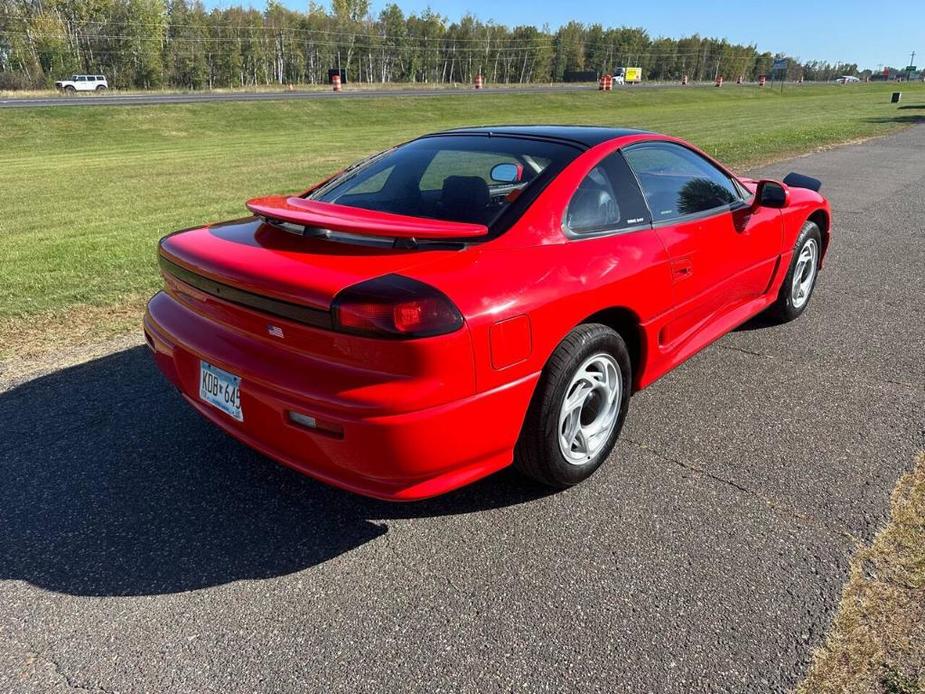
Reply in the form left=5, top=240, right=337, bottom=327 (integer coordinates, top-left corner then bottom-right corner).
left=332, top=275, right=464, bottom=338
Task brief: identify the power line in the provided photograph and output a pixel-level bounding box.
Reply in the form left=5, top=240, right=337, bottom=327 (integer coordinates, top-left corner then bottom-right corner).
left=0, top=12, right=777, bottom=52
left=2, top=12, right=559, bottom=44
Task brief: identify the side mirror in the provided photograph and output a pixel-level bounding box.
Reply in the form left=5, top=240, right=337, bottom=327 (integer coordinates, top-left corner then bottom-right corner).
left=490, top=162, right=522, bottom=183
left=753, top=180, right=789, bottom=210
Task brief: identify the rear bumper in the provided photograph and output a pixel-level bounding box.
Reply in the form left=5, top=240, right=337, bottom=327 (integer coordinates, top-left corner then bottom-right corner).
left=144, top=292, right=537, bottom=501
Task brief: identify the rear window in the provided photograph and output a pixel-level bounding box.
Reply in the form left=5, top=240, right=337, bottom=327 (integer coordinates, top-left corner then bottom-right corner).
left=310, top=135, right=580, bottom=227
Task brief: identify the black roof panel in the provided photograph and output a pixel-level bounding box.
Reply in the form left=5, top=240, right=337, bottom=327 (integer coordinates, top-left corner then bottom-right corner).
left=436, top=125, right=652, bottom=148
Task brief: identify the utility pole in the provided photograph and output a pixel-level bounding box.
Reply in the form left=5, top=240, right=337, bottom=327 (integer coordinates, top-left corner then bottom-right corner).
left=908, top=50, right=916, bottom=81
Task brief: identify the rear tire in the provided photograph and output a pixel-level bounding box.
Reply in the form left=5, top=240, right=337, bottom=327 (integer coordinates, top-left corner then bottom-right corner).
left=768, top=221, right=822, bottom=322
left=514, top=323, right=631, bottom=489
left=64, top=85, right=75, bottom=94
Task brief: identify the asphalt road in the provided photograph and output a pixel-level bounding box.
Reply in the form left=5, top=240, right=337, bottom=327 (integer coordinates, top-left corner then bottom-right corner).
left=1, top=127, right=923, bottom=693
left=0, top=81, right=712, bottom=109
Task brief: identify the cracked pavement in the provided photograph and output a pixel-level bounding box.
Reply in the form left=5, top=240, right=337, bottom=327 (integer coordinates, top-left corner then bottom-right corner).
left=1, top=126, right=923, bottom=692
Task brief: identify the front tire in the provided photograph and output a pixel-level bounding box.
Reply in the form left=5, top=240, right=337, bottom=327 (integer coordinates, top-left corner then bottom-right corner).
left=95, top=84, right=107, bottom=91
left=768, top=221, right=822, bottom=322
left=514, top=323, right=631, bottom=489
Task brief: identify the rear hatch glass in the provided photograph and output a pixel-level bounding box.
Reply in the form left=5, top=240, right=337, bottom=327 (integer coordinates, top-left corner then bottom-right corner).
left=309, top=134, right=581, bottom=229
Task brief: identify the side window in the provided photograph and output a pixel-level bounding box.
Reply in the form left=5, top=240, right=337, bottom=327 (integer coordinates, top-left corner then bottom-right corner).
left=77, top=76, right=87, bottom=82
left=565, top=151, right=650, bottom=235
left=623, top=142, right=741, bottom=222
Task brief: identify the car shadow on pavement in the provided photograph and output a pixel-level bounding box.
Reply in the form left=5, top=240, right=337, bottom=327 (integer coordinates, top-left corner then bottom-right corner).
left=733, top=311, right=779, bottom=332
left=0, top=347, right=549, bottom=597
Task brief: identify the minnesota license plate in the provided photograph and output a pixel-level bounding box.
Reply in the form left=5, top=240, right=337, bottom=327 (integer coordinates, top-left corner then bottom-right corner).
left=199, top=361, right=243, bottom=421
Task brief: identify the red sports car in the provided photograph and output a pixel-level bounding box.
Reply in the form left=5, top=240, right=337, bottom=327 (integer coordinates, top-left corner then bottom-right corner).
left=145, top=126, right=830, bottom=500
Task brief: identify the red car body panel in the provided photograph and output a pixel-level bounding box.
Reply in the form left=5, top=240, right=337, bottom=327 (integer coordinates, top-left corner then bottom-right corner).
left=161, top=220, right=461, bottom=311
left=146, top=129, right=831, bottom=500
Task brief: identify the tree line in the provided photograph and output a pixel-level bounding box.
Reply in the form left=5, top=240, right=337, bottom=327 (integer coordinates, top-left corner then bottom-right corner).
left=0, top=0, right=861, bottom=90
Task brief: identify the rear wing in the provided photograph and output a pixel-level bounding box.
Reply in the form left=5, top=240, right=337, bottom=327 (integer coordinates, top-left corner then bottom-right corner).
left=782, top=172, right=822, bottom=192
left=246, top=196, right=489, bottom=240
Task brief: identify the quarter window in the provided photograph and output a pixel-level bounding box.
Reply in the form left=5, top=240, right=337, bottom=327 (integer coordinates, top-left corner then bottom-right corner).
left=565, top=151, right=651, bottom=235
left=624, top=142, right=741, bottom=221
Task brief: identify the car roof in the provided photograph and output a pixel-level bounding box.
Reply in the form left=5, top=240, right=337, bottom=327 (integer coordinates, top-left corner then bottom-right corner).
left=434, top=125, right=653, bottom=148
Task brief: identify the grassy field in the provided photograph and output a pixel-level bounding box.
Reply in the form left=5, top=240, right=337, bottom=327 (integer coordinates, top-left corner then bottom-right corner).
left=0, top=82, right=922, bottom=357
left=0, top=81, right=576, bottom=99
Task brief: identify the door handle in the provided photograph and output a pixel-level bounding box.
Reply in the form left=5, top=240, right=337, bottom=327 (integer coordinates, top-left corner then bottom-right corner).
left=670, top=257, right=693, bottom=281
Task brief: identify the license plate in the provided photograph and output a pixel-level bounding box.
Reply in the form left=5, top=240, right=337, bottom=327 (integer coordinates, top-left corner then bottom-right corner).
left=199, top=361, right=243, bottom=421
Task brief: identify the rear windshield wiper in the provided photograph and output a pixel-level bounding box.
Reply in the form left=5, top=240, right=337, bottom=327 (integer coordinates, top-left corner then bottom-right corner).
left=391, top=237, right=467, bottom=251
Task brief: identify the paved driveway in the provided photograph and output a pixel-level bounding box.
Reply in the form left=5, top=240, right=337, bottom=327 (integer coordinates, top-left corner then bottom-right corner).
left=1, top=127, right=923, bottom=693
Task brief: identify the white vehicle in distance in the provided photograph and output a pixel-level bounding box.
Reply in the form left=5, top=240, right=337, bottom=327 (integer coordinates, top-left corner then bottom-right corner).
left=835, top=75, right=861, bottom=84
left=55, top=75, right=109, bottom=93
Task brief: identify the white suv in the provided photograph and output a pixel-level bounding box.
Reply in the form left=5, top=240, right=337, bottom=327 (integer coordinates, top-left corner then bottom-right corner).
left=55, top=75, right=109, bottom=93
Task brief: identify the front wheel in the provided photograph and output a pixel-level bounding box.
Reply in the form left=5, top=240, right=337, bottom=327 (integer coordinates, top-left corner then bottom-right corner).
left=95, top=84, right=107, bottom=91
left=768, top=221, right=822, bottom=322
left=514, top=323, right=631, bottom=489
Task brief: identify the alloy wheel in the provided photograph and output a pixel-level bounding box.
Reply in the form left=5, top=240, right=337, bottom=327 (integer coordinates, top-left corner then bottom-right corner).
left=791, top=237, right=818, bottom=309
left=557, top=353, right=621, bottom=465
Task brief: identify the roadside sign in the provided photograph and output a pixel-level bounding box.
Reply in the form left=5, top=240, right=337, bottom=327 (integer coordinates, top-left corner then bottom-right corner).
left=624, top=67, right=642, bottom=83
left=904, top=66, right=917, bottom=72
left=772, top=58, right=788, bottom=71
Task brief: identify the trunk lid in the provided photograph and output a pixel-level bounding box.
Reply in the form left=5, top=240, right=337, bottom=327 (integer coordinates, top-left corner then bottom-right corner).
left=159, top=215, right=465, bottom=312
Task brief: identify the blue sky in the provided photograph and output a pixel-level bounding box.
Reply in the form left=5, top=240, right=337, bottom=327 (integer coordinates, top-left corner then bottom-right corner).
left=214, top=0, right=924, bottom=70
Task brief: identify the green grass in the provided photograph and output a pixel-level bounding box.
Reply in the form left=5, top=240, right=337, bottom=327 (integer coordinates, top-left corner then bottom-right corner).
left=0, top=83, right=921, bottom=328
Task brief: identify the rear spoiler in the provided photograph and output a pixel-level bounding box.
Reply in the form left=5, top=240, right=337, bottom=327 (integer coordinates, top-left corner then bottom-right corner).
left=783, top=172, right=822, bottom=192
left=246, top=196, right=489, bottom=240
